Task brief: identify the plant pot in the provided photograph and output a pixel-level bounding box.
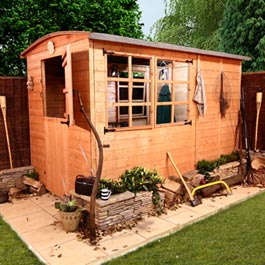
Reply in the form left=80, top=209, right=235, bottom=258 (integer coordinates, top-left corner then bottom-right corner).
left=59, top=211, right=81, bottom=232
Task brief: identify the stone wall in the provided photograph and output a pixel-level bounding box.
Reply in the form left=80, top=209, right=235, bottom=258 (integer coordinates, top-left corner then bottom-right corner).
left=73, top=191, right=154, bottom=231
left=0, top=166, right=35, bottom=192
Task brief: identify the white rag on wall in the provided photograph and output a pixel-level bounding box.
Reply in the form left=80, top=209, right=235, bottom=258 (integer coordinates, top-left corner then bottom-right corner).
left=193, top=71, right=207, bottom=117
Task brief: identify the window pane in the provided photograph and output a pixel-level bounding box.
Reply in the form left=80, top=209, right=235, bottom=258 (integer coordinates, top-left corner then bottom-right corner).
left=157, top=84, right=172, bottom=102
left=174, top=62, right=188, bottom=81
left=133, top=106, right=151, bottom=126
left=131, top=57, right=150, bottom=77
left=174, top=104, right=188, bottom=122
left=119, top=84, right=129, bottom=101
left=174, top=84, right=188, bottom=102
left=157, top=60, right=173, bottom=81
left=107, top=55, right=151, bottom=129
left=107, top=55, right=128, bottom=77
left=157, top=105, right=172, bottom=124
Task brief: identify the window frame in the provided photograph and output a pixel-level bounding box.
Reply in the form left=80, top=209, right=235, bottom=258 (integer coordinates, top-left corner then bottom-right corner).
left=106, top=52, right=191, bottom=131
left=155, top=59, right=190, bottom=126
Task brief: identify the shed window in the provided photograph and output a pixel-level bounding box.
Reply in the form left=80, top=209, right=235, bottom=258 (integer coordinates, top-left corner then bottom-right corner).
left=156, top=60, right=189, bottom=124
left=106, top=54, right=190, bottom=130
left=43, top=56, right=65, bottom=118
left=107, top=55, right=151, bottom=128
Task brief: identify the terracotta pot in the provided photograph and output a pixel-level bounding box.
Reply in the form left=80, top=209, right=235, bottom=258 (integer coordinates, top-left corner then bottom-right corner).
left=59, top=210, right=81, bottom=232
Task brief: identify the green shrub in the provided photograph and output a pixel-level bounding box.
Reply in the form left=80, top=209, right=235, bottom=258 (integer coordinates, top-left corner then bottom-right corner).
left=25, top=170, right=39, bottom=180
left=197, top=151, right=240, bottom=175
left=120, top=166, right=163, bottom=194
left=98, top=167, right=164, bottom=214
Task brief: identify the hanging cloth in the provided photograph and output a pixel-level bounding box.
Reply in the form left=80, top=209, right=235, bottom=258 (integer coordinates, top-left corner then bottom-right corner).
left=193, top=71, right=207, bottom=117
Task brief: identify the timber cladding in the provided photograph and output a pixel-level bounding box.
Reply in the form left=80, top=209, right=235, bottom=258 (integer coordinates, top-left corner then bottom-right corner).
left=0, top=77, right=30, bottom=170
left=20, top=31, right=248, bottom=197
left=242, top=72, right=265, bottom=150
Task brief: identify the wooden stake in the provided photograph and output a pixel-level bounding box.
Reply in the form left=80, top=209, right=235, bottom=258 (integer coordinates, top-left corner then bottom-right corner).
left=254, top=91, right=263, bottom=151
left=0, top=96, right=13, bottom=168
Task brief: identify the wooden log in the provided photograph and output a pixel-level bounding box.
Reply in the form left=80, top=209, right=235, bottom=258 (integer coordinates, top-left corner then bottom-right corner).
left=200, top=176, right=221, bottom=197
left=23, top=176, right=46, bottom=195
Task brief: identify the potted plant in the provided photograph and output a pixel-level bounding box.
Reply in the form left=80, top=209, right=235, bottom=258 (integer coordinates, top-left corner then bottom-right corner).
left=55, top=198, right=84, bottom=232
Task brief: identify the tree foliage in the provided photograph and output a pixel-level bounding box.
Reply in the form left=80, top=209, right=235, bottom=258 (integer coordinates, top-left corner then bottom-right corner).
left=219, top=0, right=265, bottom=72
left=0, top=0, right=143, bottom=76
left=152, top=0, right=227, bottom=50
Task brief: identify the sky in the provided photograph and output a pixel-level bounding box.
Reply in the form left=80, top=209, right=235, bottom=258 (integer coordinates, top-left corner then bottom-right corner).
left=137, top=0, right=165, bottom=36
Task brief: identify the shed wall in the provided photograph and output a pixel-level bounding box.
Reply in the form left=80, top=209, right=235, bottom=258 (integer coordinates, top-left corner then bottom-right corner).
left=91, top=41, right=242, bottom=180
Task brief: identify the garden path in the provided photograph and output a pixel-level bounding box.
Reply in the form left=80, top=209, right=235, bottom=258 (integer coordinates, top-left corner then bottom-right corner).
left=0, top=185, right=264, bottom=265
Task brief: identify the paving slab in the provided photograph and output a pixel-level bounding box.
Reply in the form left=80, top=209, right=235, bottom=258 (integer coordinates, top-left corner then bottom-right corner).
left=0, top=185, right=264, bottom=265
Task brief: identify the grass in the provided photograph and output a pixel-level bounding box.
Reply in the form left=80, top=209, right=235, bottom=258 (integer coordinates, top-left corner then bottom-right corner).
left=0, top=216, right=43, bottom=265
left=104, top=191, right=265, bottom=265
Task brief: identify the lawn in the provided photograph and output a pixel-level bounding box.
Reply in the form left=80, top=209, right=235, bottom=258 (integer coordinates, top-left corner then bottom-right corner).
left=0, top=216, right=43, bottom=265
left=104, top=191, right=265, bottom=265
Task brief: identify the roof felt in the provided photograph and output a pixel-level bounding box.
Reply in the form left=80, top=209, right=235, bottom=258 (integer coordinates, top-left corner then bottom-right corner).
left=21, top=31, right=251, bottom=61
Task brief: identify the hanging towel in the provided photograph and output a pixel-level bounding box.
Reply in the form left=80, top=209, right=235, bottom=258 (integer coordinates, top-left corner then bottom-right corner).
left=193, top=71, right=207, bottom=117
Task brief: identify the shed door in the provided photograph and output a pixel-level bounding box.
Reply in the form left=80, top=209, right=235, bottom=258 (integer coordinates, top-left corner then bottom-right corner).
left=44, top=119, right=69, bottom=196
left=42, top=45, right=74, bottom=196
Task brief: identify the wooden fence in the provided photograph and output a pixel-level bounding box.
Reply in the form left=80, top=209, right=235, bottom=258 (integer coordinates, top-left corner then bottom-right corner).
left=0, top=77, right=30, bottom=170
left=242, top=72, right=265, bottom=151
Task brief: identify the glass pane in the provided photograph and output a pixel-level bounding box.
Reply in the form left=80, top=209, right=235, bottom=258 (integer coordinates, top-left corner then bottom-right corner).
left=174, top=62, right=188, bottom=81
left=157, top=105, right=172, bottom=124
left=108, top=106, right=117, bottom=126
left=174, top=104, right=188, bottom=122
left=174, top=84, right=188, bottom=101
left=131, top=57, right=150, bottom=77
left=157, top=84, right=172, bottom=102
left=107, top=55, right=128, bottom=77
left=133, top=106, right=151, bottom=126
left=119, top=106, right=129, bottom=127
left=119, top=83, right=128, bottom=101
left=157, top=60, right=173, bottom=80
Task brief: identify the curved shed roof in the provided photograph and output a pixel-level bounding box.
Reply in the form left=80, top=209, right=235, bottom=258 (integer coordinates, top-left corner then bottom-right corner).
left=21, top=31, right=251, bottom=61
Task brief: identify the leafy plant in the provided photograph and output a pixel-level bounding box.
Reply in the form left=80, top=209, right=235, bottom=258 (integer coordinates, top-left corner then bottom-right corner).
left=120, top=166, right=163, bottom=195
left=98, top=167, right=164, bottom=214
left=120, top=166, right=164, bottom=214
left=197, top=160, right=217, bottom=175
left=98, top=179, right=126, bottom=198
left=54, top=198, right=78, bottom=212
left=25, top=170, right=39, bottom=180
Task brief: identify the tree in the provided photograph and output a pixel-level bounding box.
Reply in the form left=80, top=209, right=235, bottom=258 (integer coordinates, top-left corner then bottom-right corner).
left=219, top=0, right=265, bottom=72
left=0, top=0, right=143, bottom=76
left=151, top=0, right=227, bottom=50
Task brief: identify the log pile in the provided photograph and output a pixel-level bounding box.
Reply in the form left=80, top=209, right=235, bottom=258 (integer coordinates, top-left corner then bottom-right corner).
left=23, top=176, right=46, bottom=195
left=159, top=176, right=183, bottom=208
left=159, top=161, right=244, bottom=206
left=0, top=166, right=32, bottom=192
left=0, top=166, right=46, bottom=197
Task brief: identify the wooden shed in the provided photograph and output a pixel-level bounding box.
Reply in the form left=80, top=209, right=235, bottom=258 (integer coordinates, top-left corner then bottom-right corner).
left=20, top=31, right=250, bottom=196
